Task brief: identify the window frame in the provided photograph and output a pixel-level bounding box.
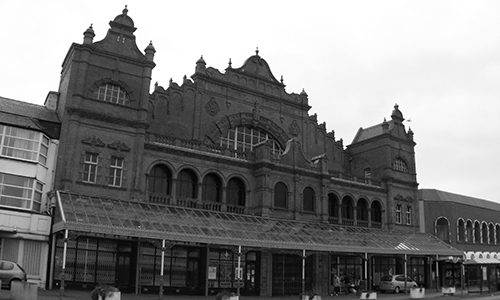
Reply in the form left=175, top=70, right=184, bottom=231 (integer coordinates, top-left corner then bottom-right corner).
left=395, top=204, right=402, bottom=224
left=0, top=172, right=43, bottom=212
left=83, top=152, right=99, bottom=183
left=405, top=205, right=412, bottom=225
left=94, top=83, right=130, bottom=105
left=219, top=126, right=282, bottom=155
left=0, top=125, right=50, bottom=165
left=108, top=156, right=124, bottom=187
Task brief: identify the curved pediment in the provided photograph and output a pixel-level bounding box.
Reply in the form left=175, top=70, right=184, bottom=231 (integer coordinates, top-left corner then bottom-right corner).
left=231, top=53, right=283, bottom=86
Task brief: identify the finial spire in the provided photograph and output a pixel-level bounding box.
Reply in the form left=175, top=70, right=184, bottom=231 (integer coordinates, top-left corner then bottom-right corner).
left=123, top=5, right=128, bottom=15
left=255, top=47, right=259, bottom=56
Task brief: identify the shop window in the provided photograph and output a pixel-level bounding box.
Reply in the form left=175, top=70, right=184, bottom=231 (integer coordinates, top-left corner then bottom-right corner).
left=108, top=156, right=124, bottom=187
left=0, top=172, right=42, bottom=212
left=219, top=126, right=282, bottom=155
left=0, top=125, right=50, bottom=165
left=227, top=178, right=245, bottom=206
left=303, top=187, right=315, bottom=212
left=94, top=83, right=130, bottom=105
left=177, top=169, right=197, bottom=199
left=83, top=152, right=99, bottom=183
left=274, top=182, right=288, bottom=209
left=202, top=173, right=222, bottom=203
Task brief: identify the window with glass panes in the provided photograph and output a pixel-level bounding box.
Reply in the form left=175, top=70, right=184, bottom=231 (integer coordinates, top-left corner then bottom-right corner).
left=108, top=156, right=124, bottom=187
left=83, top=152, right=99, bottom=183
left=0, top=125, right=49, bottom=165
left=0, top=172, right=43, bottom=211
left=396, top=204, right=402, bottom=224
left=406, top=205, right=412, bottom=225
left=94, top=83, right=130, bottom=105
left=219, top=126, right=282, bottom=155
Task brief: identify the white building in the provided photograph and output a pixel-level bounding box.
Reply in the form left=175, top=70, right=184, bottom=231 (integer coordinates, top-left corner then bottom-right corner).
left=0, top=93, right=60, bottom=287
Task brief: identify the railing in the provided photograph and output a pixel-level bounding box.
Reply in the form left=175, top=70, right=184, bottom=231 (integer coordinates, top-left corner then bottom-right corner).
left=226, top=204, right=246, bottom=214
left=328, top=216, right=339, bottom=224
left=357, top=220, right=369, bottom=227
left=342, top=218, right=355, bottom=226
left=146, top=133, right=254, bottom=161
left=329, top=171, right=381, bottom=187
left=371, top=221, right=382, bottom=229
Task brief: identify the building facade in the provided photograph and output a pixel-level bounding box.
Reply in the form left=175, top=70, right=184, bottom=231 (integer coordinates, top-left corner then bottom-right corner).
left=0, top=95, right=61, bottom=287
left=38, top=7, right=464, bottom=297
left=419, top=189, right=500, bottom=294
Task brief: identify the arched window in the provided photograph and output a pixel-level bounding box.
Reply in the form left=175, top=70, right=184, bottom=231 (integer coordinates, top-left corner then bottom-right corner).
left=177, top=169, right=197, bottom=199
left=328, top=193, right=339, bottom=218
left=457, top=219, right=465, bottom=242
left=148, top=165, right=172, bottom=202
left=436, top=217, right=450, bottom=242
left=496, top=224, right=500, bottom=245
left=94, top=83, right=130, bottom=105
left=202, top=173, right=222, bottom=202
left=371, top=201, right=382, bottom=224
left=274, top=182, right=288, bottom=209
left=474, top=221, right=481, bottom=243
left=227, top=178, right=245, bottom=206
left=482, top=222, right=488, bottom=244
left=466, top=220, right=473, bottom=243
left=356, top=198, right=369, bottom=221
left=489, top=223, right=495, bottom=245
left=219, top=126, right=282, bottom=155
left=303, top=187, right=315, bottom=212
left=392, top=158, right=409, bottom=172
left=341, top=196, right=354, bottom=220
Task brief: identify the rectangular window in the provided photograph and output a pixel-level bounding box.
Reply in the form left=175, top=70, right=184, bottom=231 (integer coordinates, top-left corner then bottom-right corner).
left=0, top=125, right=50, bottom=165
left=406, top=206, right=412, bottom=225
left=0, top=172, right=43, bottom=211
left=83, top=152, right=99, bottom=183
left=108, top=156, right=124, bottom=187
left=396, top=204, right=402, bottom=224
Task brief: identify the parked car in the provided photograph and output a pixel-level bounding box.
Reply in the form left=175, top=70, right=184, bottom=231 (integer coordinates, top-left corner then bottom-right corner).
left=0, top=259, right=27, bottom=289
left=379, top=274, right=418, bottom=293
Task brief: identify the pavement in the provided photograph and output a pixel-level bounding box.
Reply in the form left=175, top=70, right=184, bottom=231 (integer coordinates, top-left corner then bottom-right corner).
left=1, top=288, right=500, bottom=300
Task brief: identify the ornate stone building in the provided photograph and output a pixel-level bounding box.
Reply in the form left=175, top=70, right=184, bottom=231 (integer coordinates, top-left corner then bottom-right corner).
left=45, top=7, right=461, bottom=296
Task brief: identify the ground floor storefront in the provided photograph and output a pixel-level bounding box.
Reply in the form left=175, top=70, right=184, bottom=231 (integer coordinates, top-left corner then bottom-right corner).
left=49, top=191, right=464, bottom=296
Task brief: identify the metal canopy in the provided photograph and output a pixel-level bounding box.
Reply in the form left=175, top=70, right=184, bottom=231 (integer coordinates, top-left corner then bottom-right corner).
left=52, top=191, right=463, bottom=256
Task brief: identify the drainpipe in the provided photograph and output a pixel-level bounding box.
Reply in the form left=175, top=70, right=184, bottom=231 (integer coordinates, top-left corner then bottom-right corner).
left=159, top=239, right=165, bottom=300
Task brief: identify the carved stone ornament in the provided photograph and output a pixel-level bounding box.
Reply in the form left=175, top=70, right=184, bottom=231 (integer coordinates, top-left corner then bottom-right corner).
left=394, top=194, right=413, bottom=203
left=81, top=136, right=105, bottom=147
left=289, top=120, right=301, bottom=136
left=107, top=140, right=131, bottom=152
left=205, top=97, right=220, bottom=116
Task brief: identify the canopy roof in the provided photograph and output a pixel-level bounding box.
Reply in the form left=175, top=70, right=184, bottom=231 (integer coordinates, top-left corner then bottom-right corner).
left=53, top=191, right=463, bottom=256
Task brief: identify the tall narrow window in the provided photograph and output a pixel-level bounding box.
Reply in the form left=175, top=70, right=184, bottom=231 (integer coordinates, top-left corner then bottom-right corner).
left=457, top=219, right=465, bottom=242
left=395, top=204, right=402, bottom=224
left=108, top=156, right=124, bottom=187
left=83, top=152, right=99, bottom=183
left=436, top=217, right=449, bottom=242
left=274, top=182, right=288, bottom=209
left=303, top=187, right=315, bottom=212
left=227, top=178, right=245, bottom=206
left=406, top=206, right=412, bottom=225
left=474, top=221, right=481, bottom=243
left=202, top=174, right=222, bottom=203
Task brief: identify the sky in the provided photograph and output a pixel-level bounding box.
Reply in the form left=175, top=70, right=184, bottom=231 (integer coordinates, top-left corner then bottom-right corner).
left=1, top=1, right=499, bottom=202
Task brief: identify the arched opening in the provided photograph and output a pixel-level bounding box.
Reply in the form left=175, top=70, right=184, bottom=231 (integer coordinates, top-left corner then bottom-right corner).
left=328, top=193, right=339, bottom=221
left=227, top=178, right=245, bottom=206
left=436, top=217, right=449, bottom=242
left=371, top=201, right=382, bottom=226
left=474, top=221, right=481, bottom=243
left=147, top=164, right=172, bottom=204
left=489, top=223, right=495, bottom=244
left=341, top=196, right=354, bottom=225
left=274, top=182, right=288, bottom=209
left=457, top=219, right=465, bottom=242
left=356, top=198, right=369, bottom=227
left=303, top=187, right=315, bottom=212
left=202, top=173, right=222, bottom=203
left=177, top=169, right=198, bottom=199
left=482, top=222, right=488, bottom=244
left=466, top=220, right=473, bottom=243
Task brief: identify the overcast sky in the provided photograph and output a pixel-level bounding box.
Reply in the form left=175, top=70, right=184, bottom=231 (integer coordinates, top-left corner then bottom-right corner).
left=1, top=1, right=499, bottom=202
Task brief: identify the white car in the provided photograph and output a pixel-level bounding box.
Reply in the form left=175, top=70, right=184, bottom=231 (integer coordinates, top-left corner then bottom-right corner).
left=379, top=274, right=418, bottom=293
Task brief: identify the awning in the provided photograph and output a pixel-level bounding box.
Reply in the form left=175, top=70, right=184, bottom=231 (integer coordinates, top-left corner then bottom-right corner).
left=52, top=191, right=463, bottom=256
left=463, top=258, right=500, bottom=265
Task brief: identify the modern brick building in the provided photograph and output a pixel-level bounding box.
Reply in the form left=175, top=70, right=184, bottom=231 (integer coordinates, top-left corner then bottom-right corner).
left=0, top=95, right=61, bottom=287
left=38, top=7, right=463, bottom=297
left=419, top=189, right=500, bottom=294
